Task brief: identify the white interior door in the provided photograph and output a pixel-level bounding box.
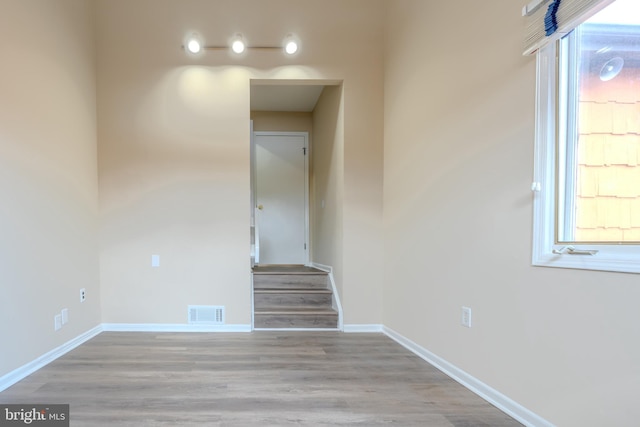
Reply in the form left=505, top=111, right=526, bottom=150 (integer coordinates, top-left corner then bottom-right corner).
left=255, top=132, right=308, bottom=265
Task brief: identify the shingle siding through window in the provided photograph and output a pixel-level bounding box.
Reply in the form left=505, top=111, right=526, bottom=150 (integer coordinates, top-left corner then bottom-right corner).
left=576, top=68, right=640, bottom=241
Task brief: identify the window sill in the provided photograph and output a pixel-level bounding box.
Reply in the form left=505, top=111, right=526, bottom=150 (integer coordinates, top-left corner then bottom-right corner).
left=533, top=247, right=640, bottom=274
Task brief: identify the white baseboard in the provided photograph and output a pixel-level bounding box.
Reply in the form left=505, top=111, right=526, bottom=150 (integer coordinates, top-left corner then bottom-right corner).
left=0, top=324, right=103, bottom=393
left=102, top=323, right=252, bottom=333
left=343, top=324, right=384, bottom=333
left=253, top=328, right=340, bottom=332
left=309, top=262, right=332, bottom=273
left=382, top=326, right=553, bottom=427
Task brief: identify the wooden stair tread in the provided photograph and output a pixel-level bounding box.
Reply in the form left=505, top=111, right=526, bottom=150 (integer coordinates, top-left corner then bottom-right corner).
left=255, top=308, right=337, bottom=315
left=254, top=289, right=331, bottom=294
left=252, top=272, right=327, bottom=276
left=252, top=265, right=327, bottom=275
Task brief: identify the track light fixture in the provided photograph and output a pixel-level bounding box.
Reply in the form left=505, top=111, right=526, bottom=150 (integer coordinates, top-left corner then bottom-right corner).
left=183, top=33, right=300, bottom=56
left=185, top=33, right=203, bottom=54
left=283, top=34, right=299, bottom=55
left=231, top=34, right=246, bottom=54
left=285, top=41, right=297, bottom=54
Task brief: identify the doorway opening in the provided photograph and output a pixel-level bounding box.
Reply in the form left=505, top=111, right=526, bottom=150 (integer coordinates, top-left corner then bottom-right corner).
left=249, top=79, right=343, bottom=268
left=249, top=80, right=345, bottom=331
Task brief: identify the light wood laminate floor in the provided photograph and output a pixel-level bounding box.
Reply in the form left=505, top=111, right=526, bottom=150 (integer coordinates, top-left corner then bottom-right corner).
left=1, top=332, right=521, bottom=426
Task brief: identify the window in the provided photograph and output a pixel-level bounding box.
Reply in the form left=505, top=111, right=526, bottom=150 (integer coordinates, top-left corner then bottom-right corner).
left=533, top=0, right=640, bottom=273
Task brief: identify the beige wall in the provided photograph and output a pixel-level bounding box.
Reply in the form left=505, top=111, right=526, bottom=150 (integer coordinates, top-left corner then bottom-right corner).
left=0, top=0, right=100, bottom=377
left=383, top=1, right=640, bottom=425
left=311, top=86, right=345, bottom=295
left=96, top=0, right=385, bottom=325
left=251, top=111, right=312, bottom=133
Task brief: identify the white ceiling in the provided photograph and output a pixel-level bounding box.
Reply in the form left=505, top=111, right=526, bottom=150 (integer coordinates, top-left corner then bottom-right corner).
left=250, top=85, right=325, bottom=112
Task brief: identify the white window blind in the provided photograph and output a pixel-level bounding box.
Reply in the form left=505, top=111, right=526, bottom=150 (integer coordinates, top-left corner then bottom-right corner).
left=523, top=0, right=616, bottom=55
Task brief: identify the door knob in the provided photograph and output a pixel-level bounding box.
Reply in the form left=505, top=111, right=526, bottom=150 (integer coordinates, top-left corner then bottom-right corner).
left=257, top=205, right=263, bottom=210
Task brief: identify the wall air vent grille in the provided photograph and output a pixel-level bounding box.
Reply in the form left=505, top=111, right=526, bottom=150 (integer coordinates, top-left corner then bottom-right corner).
left=188, top=305, right=225, bottom=324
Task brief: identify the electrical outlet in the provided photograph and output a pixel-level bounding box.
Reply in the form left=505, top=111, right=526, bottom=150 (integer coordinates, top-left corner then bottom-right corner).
left=461, top=306, right=472, bottom=328
left=61, top=308, right=68, bottom=325
left=80, top=288, right=86, bottom=302
left=54, top=314, right=62, bottom=331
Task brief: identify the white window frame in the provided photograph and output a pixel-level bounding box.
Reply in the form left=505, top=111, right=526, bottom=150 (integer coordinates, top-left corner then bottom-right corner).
left=532, top=37, right=640, bottom=274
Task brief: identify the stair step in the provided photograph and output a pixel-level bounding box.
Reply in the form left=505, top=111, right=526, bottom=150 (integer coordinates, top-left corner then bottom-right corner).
left=253, top=273, right=328, bottom=289
left=252, top=265, right=325, bottom=274
left=254, top=289, right=333, bottom=309
left=254, top=308, right=338, bottom=329
left=255, top=306, right=338, bottom=316
left=252, top=265, right=336, bottom=329
left=254, top=289, right=332, bottom=294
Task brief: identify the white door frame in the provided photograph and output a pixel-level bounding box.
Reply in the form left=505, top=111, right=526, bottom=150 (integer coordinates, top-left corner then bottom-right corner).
left=252, top=131, right=310, bottom=265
